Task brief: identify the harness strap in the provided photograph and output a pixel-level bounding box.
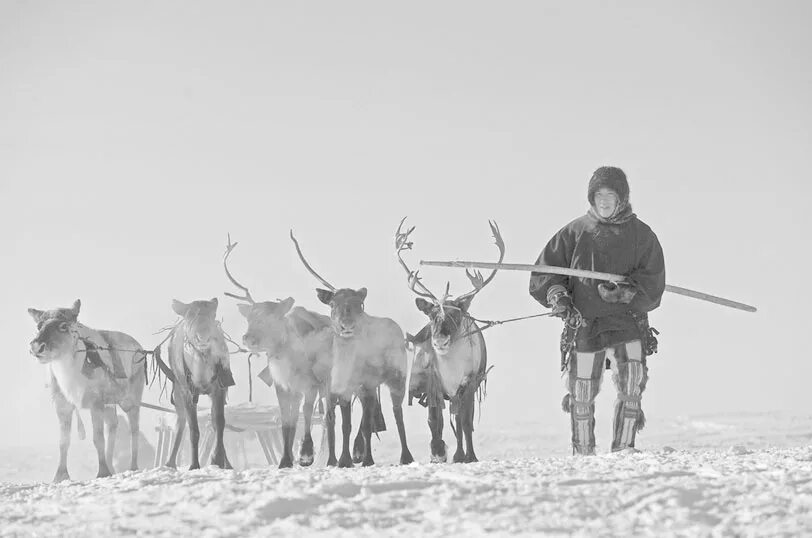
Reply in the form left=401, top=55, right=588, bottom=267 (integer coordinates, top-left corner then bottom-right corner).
left=78, top=337, right=117, bottom=381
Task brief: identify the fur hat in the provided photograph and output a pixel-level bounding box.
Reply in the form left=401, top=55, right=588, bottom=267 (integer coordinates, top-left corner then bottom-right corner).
left=587, top=166, right=629, bottom=205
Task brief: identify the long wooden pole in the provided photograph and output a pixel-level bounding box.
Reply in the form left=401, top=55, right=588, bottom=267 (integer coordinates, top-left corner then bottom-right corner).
left=419, top=260, right=757, bottom=313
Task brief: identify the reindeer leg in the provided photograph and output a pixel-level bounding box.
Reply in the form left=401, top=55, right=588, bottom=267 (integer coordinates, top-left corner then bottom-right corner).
left=352, top=418, right=365, bottom=464
left=52, top=385, right=73, bottom=483
left=275, top=385, right=294, bottom=468
left=462, top=388, right=478, bottom=463
left=299, top=388, right=317, bottom=467
left=90, top=403, right=112, bottom=478
left=103, top=406, right=118, bottom=474
left=288, top=391, right=303, bottom=466
left=166, top=386, right=187, bottom=468
left=359, top=388, right=375, bottom=467
left=387, top=374, right=414, bottom=465
left=352, top=389, right=367, bottom=464
left=428, top=405, right=446, bottom=463
left=184, top=392, right=201, bottom=470
left=338, top=398, right=354, bottom=468
left=126, top=404, right=141, bottom=471
left=325, top=393, right=338, bottom=467
left=452, top=407, right=465, bottom=463
left=210, top=388, right=231, bottom=469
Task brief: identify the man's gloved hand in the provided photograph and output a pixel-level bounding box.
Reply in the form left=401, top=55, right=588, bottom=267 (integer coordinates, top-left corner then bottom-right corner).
left=597, top=281, right=637, bottom=304
left=551, top=293, right=574, bottom=318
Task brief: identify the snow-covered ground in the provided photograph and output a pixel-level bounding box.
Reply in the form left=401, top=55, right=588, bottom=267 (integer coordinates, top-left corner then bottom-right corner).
left=2, top=411, right=811, bottom=537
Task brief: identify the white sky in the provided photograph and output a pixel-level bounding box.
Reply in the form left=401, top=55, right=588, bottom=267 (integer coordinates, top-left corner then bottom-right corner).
left=1, top=1, right=810, bottom=451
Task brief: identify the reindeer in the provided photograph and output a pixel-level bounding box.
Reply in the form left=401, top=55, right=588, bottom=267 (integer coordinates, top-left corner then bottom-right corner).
left=27, top=300, right=146, bottom=482
left=164, top=298, right=234, bottom=470
left=291, top=231, right=414, bottom=467
left=223, top=236, right=335, bottom=468
left=395, top=218, right=504, bottom=463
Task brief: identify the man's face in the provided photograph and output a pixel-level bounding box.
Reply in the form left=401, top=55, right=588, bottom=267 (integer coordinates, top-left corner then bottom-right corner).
left=593, top=187, right=619, bottom=219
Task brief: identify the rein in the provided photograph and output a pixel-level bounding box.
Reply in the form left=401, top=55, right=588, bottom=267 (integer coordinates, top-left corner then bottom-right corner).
left=71, top=323, right=177, bottom=361
left=405, top=310, right=556, bottom=348
left=459, top=311, right=557, bottom=339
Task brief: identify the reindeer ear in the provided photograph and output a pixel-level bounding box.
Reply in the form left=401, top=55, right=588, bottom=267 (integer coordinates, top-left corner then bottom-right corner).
left=316, top=288, right=334, bottom=305
left=71, top=299, right=81, bottom=316
left=237, top=303, right=252, bottom=318
left=28, top=308, right=44, bottom=323
left=415, top=298, right=434, bottom=315
left=278, top=297, right=295, bottom=315
left=172, top=300, right=190, bottom=316
left=357, top=287, right=368, bottom=301
left=210, top=297, right=219, bottom=312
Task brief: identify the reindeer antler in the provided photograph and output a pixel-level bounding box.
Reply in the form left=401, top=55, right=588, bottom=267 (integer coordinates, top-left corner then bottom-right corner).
left=290, top=230, right=336, bottom=292
left=456, top=220, right=505, bottom=302
left=223, top=234, right=256, bottom=304
left=395, top=217, right=439, bottom=303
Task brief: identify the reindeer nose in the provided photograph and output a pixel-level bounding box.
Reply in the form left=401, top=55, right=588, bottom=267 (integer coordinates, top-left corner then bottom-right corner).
left=30, top=341, right=45, bottom=355
left=193, top=332, right=211, bottom=346
left=243, top=334, right=256, bottom=347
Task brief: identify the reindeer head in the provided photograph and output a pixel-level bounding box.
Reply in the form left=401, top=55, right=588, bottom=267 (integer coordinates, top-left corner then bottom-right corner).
left=222, top=235, right=300, bottom=354
left=237, top=299, right=296, bottom=353
left=316, top=287, right=367, bottom=339
left=289, top=231, right=370, bottom=340
left=396, top=218, right=504, bottom=356
left=414, top=295, right=475, bottom=355
left=27, top=300, right=82, bottom=363
left=222, top=234, right=317, bottom=355
left=172, top=298, right=222, bottom=353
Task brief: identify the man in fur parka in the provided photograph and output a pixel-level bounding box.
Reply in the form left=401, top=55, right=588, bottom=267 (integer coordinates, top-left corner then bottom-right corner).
left=529, top=166, right=665, bottom=455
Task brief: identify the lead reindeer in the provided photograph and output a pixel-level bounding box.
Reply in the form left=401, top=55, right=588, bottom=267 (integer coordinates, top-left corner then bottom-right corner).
left=223, top=236, right=334, bottom=468
left=164, top=298, right=234, bottom=470
left=395, top=218, right=504, bottom=463
left=27, top=300, right=146, bottom=482
left=291, top=231, right=414, bottom=467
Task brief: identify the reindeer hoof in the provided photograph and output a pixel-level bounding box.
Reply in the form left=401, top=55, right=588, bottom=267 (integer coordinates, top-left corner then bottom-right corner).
left=464, top=453, right=479, bottom=463
left=96, top=462, right=113, bottom=478
left=165, top=461, right=177, bottom=469
left=362, top=457, right=375, bottom=467
left=430, top=441, right=447, bottom=463
left=352, top=439, right=365, bottom=463
left=400, top=451, right=414, bottom=465
left=453, top=450, right=465, bottom=463
left=278, top=457, right=294, bottom=469
left=299, top=437, right=314, bottom=467
left=211, top=451, right=231, bottom=469
left=326, top=457, right=338, bottom=467
left=338, top=453, right=354, bottom=468
left=53, top=469, right=70, bottom=483
left=188, top=462, right=200, bottom=470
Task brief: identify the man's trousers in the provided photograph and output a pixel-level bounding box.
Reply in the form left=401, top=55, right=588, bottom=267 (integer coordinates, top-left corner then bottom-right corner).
left=564, top=339, right=648, bottom=455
